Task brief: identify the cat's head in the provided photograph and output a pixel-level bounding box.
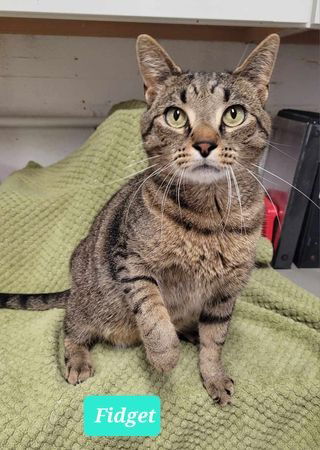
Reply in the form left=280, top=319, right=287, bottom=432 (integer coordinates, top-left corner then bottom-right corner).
left=136, top=34, right=279, bottom=184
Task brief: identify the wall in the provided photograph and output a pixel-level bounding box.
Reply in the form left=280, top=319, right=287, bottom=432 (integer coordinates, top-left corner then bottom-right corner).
left=0, top=34, right=319, bottom=179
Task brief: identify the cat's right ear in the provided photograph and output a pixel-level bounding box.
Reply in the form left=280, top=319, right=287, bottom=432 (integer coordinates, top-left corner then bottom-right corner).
left=136, top=34, right=181, bottom=104
left=233, top=34, right=280, bottom=104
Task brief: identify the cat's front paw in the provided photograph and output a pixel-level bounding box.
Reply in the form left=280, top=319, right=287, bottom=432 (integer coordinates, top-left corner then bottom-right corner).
left=146, top=340, right=180, bottom=373
left=144, top=321, right=180, bottom=373
left=65, top=359, right=95, bottom=385
left=203, top=373, right=234, bottom=406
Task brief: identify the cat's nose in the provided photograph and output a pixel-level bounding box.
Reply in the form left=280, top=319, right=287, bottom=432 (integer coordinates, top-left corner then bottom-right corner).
left=193, top=141, right=217, bottom=157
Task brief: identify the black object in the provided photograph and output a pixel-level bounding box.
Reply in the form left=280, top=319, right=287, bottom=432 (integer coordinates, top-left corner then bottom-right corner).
left=262, top=109, right=320, bottom=269
left=294, top=164, right=320, bottom=268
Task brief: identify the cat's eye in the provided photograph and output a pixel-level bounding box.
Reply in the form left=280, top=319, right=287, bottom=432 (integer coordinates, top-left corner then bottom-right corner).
left=222, top=105, right=245, bottom=127
left=165, top=107, right=188, bottom=128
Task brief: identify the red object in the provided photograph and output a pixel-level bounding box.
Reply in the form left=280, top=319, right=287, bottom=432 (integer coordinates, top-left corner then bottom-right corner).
left=263, top=196, right=278, bottom=243
left=267, top=189, right=287, bottom=250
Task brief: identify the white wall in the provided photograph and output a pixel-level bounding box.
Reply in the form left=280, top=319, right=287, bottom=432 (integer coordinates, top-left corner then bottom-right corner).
left=0, top=34, right=319, bottom=180
left=0, top=127, right=95, bottom=180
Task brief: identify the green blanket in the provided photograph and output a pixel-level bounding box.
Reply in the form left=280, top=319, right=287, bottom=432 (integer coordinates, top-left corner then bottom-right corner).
left=1, top=268, right=320, bottom=449
left=1, top=101, right=320, bottom=449
left=0, top=100, right=147, bottom=293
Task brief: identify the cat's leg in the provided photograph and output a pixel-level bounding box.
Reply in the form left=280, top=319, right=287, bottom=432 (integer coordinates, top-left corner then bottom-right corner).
left=199, top=266, right=252, bottom=405
left=63, top=312, right=96, bottom=385
left=124, top=276, right=180, bottom=373
left=64, top=337, right=94, bottom=385
left=198, top=291, right=236, bottom=406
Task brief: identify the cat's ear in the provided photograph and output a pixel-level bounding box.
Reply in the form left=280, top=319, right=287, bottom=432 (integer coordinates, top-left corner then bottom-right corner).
left=136, top=34, right=181, bottom=104
left=233, top=34, right=280, bottom=104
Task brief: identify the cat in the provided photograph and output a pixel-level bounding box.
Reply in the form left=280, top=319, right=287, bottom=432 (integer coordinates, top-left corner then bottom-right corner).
left=0, top=33, right=279, bottom=406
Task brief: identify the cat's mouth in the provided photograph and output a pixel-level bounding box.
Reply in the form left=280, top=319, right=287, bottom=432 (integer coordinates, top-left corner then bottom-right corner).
left=184, top=161, right=226, bottom=184
left=191, top=163, right=220, bottom=173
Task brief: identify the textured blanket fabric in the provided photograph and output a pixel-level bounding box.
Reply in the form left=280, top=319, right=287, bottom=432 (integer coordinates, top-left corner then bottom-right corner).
left=1, top=101, right=319, bottom=448
left=0, top=101, right=147, bottom=293
left=1, top=267, right=320, bottom=449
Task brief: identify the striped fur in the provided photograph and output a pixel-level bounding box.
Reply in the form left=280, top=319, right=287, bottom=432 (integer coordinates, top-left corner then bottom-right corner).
left=0, top=292, right=68, bottom=310
left=2, top=34, right=279, bottom=406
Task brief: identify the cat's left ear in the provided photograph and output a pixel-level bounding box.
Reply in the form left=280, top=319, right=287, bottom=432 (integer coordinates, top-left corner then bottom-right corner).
left=136, top=34, right=181, bottom=104
left=233, top=34, right=280, bottom=104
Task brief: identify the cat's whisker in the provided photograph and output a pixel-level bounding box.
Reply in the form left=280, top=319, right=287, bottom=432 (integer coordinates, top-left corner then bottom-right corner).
left=160, top=168, right=178, bottom=241
left=230, top=167, right=246, bottom=236
left=221, top=167, right=233, bottom=233
left=175, top=170, right=182, bottom=218
left=105, top=163, right=158, bottom=187
left=260, top=175, right=283, bottom=186
left=176, top=168, right=186, bottom=220
left=269, top=140, right=293, bottom=148
left=153, top=163, right=176, bottom=204
left=251, top=163, right=320, bottom=211
left=125, top=162, right=174, bottom=224
left=267, top=142, right=297, bottom=161
left=126, top=155, right=161, bottom=169
left=236, top=161, right=282, bottom=232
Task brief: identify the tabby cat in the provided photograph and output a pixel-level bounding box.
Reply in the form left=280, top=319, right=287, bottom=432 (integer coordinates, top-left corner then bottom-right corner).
left=1, top=34, right=279, bottom=406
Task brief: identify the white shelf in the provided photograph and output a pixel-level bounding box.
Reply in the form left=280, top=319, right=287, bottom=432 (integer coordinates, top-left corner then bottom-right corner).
left=311, top=0, right=320, bottom=27
left=0, top=0, right=317, bottom=28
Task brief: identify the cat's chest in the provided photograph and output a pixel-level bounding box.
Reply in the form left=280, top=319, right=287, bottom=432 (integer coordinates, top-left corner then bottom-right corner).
left=157, top=230, right=235, bottom=279
left=155, top=233, right=230, bottom=315
left=154, top=232, right=254, bottom=330
left=157, top=267, right=209, bottom=329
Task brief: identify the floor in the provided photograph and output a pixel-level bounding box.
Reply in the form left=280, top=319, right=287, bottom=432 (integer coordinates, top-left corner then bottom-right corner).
left=276, top=266, right=320, bottom=298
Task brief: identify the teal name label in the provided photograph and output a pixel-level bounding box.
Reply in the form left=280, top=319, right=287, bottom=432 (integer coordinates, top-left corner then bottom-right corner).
left=84, top=395, right=160, bottom=436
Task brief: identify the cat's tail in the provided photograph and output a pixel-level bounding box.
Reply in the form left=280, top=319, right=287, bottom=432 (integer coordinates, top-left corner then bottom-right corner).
left=0, top=291, right=70, bottom=310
